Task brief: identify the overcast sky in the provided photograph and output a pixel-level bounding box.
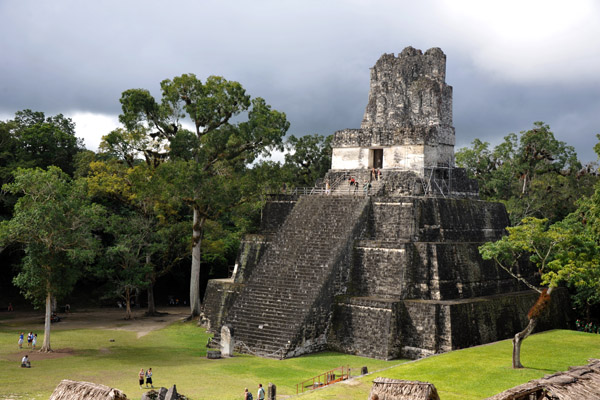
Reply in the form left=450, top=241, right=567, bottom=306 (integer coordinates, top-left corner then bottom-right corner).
left=1, top=0, right=599, bottom=162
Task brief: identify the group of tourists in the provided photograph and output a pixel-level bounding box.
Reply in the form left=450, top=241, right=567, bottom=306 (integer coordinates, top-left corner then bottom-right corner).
left=347, top=168, right=382, bottom=196
left=16, top=331, right=37, bottom=368
left=138, top=368, right=154, bottom=389
left=17, top=331, right=37, bottom=349
left=370, top=167, right=382, bottom=181
left=576, top=319, right=600, bottom=334
left=348, top=176, right=371, bottom=195
left=243, top=383, right=265, bottom=400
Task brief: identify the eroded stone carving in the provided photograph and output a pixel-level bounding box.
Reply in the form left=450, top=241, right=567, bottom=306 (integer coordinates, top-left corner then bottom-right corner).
left=331, top=47, right=455, bottom=173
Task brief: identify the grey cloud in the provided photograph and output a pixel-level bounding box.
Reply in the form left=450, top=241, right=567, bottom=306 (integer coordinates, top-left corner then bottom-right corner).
left=0, top=0, right=598, bottom=162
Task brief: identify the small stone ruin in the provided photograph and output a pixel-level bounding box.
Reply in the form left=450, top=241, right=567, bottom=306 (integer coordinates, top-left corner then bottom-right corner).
left=220, top=324, right=234, bottom=357
left=203, top=46, right=570, bottom=360
left=141, top=385, right=186, bottom=400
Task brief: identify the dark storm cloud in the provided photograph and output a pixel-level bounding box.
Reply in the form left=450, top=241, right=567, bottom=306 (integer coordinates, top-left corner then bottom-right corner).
left=1, top=0, right=599, bottom=160
left=451, top=66, right=600, bottom=162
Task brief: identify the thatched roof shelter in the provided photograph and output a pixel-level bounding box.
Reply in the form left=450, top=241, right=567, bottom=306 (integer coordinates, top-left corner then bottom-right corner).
left=368, top=377, right=440, bottom=400
left=485, top=358, right=600, bottom=400
left=49, top=379, right=128, bottom=400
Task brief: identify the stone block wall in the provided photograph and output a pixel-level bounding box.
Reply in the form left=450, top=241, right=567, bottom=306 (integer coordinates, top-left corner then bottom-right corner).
left=327, top=290, right=572, bottom=361
left=398, top=289, right=571, bottom=358
left=350, top=242, right=413, bottom=299
left=399, top=300, right=450, bottom=358
left=414, top=198, right=509, bottom=242
left=203, top=279, right=244, bottom=334
left=232, top=235, right=270, bottom=284
left=370, top=197, right=508, bottom=242
left=328, top=297, right=402, bottom=360
left=259, top=196, right=297, bottom=233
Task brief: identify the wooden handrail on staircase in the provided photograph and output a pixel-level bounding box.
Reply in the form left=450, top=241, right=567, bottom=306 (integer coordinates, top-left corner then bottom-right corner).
left=296, top=365, right=351, bottom=394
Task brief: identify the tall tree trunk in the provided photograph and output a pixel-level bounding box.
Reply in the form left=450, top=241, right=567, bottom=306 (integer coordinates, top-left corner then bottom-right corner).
left=41, top=291, right=52, bottom=352
left=146, top=255, right=156, bottom=315
left=512, top=287, right=553, bottom=368
left=125, top=287, right=132, bottom=320
left=190, top=206, right=205, bottom=318
left=512, top=318, right=537, bottom=368
left=147, top=282, right=156, bottom=315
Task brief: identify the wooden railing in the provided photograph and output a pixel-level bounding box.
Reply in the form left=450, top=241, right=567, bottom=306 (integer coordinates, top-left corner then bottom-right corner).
left=296, top=365, right=350, bottom=394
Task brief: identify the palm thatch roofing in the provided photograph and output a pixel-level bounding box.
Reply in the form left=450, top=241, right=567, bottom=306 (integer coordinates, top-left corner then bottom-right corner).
left=368, top=377, right=440, bottom=400
left=485, top=358, right=600, bottom=400
left=49, top=379, right=128, bottom=400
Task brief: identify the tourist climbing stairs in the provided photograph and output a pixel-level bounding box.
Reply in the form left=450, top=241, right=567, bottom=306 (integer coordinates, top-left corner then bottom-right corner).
left=329, top=172, right=384, bottom=196
left=225, top=195, right=369, bottom=358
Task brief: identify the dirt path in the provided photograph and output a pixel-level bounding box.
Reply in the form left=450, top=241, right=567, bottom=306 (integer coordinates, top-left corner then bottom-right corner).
left=1, top=307, right=190, bottom=362
left=1, top=307, right=189, bottom=338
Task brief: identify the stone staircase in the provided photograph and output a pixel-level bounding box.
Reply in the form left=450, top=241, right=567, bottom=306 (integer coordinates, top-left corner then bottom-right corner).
left=332, top=178, right=383, bottom=196
left=328, top=171, right=384, bottom=196
left=225, top=195, right=369, bottom=358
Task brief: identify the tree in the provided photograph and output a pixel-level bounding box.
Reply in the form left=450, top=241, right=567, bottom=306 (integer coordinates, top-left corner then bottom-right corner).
left=122, top=74, right=289, bottom=318
left=0, top=167, right=103, bottom=351
left=99, top=213, right=154, bottom=319
left=87, top=159, right=188, bottom=316
left=456, top=122, right=596, bottom=225
left=282, top=134, right=332, bottom=187
left=542, top=179, right=600, bottom=320
left=93, top=101, right=190, bottom=316
left=11, top=110, right=83, bottom=176
left=480, top=217, right=569, bottom=368
left=1, top=110, right=84, bottom=221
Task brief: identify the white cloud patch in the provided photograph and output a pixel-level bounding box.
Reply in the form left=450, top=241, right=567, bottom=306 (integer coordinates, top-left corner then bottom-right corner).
left=67, top=112, right=120, bottom=151
left=439, top=0, right=600, bottom=84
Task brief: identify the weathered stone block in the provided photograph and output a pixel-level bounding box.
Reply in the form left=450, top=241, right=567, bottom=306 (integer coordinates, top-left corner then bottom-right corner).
left=220, top=325, right=234, bottom=357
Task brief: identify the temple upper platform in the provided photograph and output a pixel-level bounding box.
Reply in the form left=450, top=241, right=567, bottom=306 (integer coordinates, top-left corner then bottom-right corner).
left=331, top=47, right=455, bottom=175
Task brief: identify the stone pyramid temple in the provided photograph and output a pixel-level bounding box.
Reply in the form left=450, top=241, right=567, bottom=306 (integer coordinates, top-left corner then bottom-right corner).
left=203, top=47, right=569, bottom=360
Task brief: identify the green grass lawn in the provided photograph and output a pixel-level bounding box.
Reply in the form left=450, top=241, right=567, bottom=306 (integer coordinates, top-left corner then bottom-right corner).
left=0, top=320, right=396, bottom=400
left=298, top=329, right=600, bottom=400
left=1, top=318, right=599, bottom=400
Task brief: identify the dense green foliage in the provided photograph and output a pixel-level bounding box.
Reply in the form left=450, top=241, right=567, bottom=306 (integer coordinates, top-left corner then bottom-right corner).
left=456, top=122, right=597, bottom=225
left=0, top=111, right=83, bottom=218
left=459, top=123, right=600, bottom=323
left=0, top=167, right=104, bottom=350
left=282, top=134, right=332, bottom=187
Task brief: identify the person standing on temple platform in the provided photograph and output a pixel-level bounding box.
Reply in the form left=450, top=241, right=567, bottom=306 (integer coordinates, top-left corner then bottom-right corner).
left=363, top=181, right=371, bottom=195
